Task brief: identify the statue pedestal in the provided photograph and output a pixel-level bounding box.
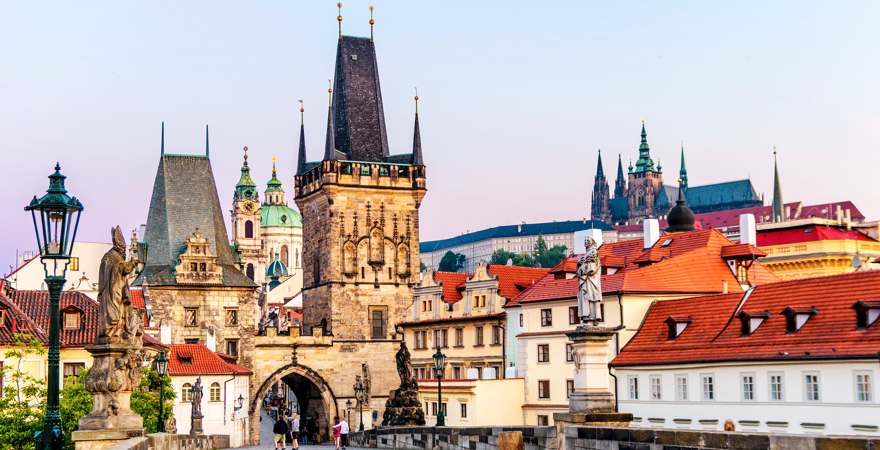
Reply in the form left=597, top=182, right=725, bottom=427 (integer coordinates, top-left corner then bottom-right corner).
left=190, top=415, right=205, bottom=436
left=76, top=343, right=144, bottom=432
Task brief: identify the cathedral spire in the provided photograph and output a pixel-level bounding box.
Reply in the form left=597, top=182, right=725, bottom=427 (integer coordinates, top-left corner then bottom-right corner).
left=324, top=82, right=338, bottom=161
left=614, top=153, right=626, bottom=198
left=634, top=120, right=656, bottom=173
left=412, top=90, right=423, bottom=165
left=596, top=149, right=605, bottom=178
left=772, top=147, right=784, bottom=222
left=234, top=146, right=257, bottom=201
left=205, top=124, right=210, bottom=157
left=296, top=100, right=308, bottom=175
left=679, top=142, right=688, bottom=190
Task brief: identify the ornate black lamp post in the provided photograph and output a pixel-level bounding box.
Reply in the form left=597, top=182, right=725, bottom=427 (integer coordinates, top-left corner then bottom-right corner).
left=432, top=346, right=447, bottom=427
left=26, top=163, right=83, bottom=450
left=353, top=378, right=365, bottom=432
left=345, top=399, right=352, bottom=426
left=154, top=350, right=169, bottom=432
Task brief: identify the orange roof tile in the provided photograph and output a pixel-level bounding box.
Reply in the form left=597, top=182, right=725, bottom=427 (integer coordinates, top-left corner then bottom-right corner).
left=433, top=271, right=469, bottom=304
left=487, top=265, right=550, bottom=302
left=612, top=270, right=880, bottom=367
left=167, top=344, right=252, bottom=376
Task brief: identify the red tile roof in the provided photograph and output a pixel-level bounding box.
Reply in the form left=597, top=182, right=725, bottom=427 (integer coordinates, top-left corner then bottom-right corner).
left=612, top=269, right=880, bottom=367
left=757, top=225, right=876, bottom=247
left=130, top=289, right=146, bottom=310
left=167, top=343, right=252, bottom=376
left=2, top=287, right=100, bottom=347
left=0, top=293, right=48, bottom=345
left=510, top=230, right=779, bottom=305
left=720, top=243, right=767, bottom=259
left=433, top=271, right=469, bottom=304
left=487, top=265, right=550, bottom=302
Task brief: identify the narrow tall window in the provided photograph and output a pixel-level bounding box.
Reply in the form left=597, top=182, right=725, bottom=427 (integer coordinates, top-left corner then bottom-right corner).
left=855, top=372, right=873, bottom=402
left=225, top=308, right=238, bottom=326
left=370, top=308, right=387, bottom=340
left=244, top=220, right=254, bottom=238
left=565, top=343, right=575, bottom=362
left=226, top=339, right=239, bottom=357
left=566, top=379, right=575, bottom=399
left=569, top=306, right=578, bottom=325
left=491, top=325, right=502, bottom=345
left=769, top=373, right=785, bottom=401
left=184, top=308, right=198, bottom=327
left=540, top=309, right=552, bottom=327
left=460, top=403, right=468, bottom=419
left=675, top=374, right=688, bottom=401
left=538, top=380, right=550, bottom=399
left=455, top=328, right=464, bottom=347
left=182, top=383, right=193, bottom=402
left=246, top=263, right=255, bottom=281
left=804, top=373, right=820, bottom=401
left=741, top=374, right=755, bottom=401
left=474, top=326, right=484, bottom=346
left=537, top=344, right=550, bottom=363
left=628, top=376, right=639, bottom=400
left=210, top=382, right=221, bottom=402
left=519, top=313, right=523, bottom=327
left=650, top=375, right=662, bottom=400
left=281, top=245, right=289, bottom=266
left=701, top=374, right=715, bottom=401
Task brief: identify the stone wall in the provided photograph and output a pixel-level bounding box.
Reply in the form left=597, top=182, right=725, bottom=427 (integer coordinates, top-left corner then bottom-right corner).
left=93, top=433, right=229, bottom=450
left=349, top=426, right=557, bottom=450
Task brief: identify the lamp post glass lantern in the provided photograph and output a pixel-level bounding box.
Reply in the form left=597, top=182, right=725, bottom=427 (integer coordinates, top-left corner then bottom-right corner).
left=432, top=347, right=447, bottom=426
left=154, top=351, right=169, bottom=432
left=345, top=399, right=352, bottom=425
left=26, top=163, right=83, bottom=450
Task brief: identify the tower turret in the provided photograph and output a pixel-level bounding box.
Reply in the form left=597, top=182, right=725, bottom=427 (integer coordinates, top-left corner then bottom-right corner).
left=772, top=149, right=784, bottom=222
left=614, top=153, right=626, bottom=198
left=679, top=143, right=688, bottom=191
left=591, top=150, right=611, bottom=223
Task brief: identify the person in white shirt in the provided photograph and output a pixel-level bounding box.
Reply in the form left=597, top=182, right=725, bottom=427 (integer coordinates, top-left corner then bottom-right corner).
left=339, top=417, right=350, bottom=450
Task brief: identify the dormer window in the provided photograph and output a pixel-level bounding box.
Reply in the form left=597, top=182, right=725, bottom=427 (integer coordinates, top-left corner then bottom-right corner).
left=781, top=307, right=817, bottom=333
left=660, top=238, right=673, bottom=247
left=665, top=316, right=692, bottom=339
left=853, top=301, right=880, bottom=329
left=737, top=311, right=770, bottom=336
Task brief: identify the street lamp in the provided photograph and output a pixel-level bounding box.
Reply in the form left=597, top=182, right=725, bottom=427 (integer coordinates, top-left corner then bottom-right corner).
left=26, top=163, right=83, bottom=450
left=353, top=377, right=365, bottom=432
left=432, top=346, right=447, bottom=427
left=345, top=399, right=352, bottom=426
left=153, top=350, right=169, bottom=432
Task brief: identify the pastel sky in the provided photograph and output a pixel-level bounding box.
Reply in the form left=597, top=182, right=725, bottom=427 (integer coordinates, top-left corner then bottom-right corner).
left=2, top=1, right=879, bottom=272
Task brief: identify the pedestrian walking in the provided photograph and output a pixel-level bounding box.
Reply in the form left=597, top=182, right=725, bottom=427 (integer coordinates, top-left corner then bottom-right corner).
left=332, top=416, right=342, bottom=450
left=339, top=416, right=350, bottom=450
left=289, top=414, right=300, bottom=450
left=273, top=415, right=288, bottom=450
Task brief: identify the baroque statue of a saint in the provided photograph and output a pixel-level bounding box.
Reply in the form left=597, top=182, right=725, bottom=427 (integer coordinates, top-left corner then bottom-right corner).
left=191, top=377, right=204, bottom=419
left=97, top=226, right=140, bottom=344
left=576, top=236, right=603, bottom=324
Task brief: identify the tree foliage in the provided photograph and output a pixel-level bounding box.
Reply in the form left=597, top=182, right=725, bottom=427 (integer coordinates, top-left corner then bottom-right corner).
left=132, top=367, right=176, bottom=433
left=489, top=236, right=568, bottom=269
left=0, top=334, right=47, bottom=450
left=60, top=370, right=92, bottom=448
left=437, top=251, right=467, bottom=272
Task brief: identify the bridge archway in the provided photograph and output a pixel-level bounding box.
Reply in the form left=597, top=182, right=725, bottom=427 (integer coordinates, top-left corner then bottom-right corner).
left=250, top=363, right=338, bottom=445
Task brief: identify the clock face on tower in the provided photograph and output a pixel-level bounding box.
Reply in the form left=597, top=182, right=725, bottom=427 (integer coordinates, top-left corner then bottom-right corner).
left=238, top=200, right=257, bottom=214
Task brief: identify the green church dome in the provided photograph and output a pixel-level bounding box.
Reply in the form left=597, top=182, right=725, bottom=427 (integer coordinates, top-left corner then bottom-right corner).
left=261, top=204, right=302, bottom=228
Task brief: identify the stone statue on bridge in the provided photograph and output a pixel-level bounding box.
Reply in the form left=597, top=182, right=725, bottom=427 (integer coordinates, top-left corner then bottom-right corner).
left=382, top=339, right=426, bottom=426
left=576, top=236, right=603, bottom=324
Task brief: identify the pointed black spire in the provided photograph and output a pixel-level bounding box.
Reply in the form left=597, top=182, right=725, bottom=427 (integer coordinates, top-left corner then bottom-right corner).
left=161, top=122, right=165, bottom=155
left=324, top=83, right=338, bottom=161
left=205, top=125, right=210, bottom=157
left=296, top=100, right=308, bottom=174
left=614, top=153, right=626, bottom=198
left=412, top=91, right=423, bottom=165
left=596, top=149, right=605, bottom=178
left=772, top=148, right=784, bottom=222
left=679, top=143, right=688, bottom=190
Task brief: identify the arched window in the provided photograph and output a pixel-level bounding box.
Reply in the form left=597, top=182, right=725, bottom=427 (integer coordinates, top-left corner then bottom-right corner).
left=295, top=249, right=300, bottom=268
left=281, top=245, right=289, bottom=267
left=246, top=263, right=255, bottom=281
left=182, top=383, right=192, bottom=402
left=244, top=220, right=254, bottom=238
left=210, top=382, right=221, bottom=402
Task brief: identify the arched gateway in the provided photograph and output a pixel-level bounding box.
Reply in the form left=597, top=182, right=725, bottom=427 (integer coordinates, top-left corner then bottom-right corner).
left=251, top=362, right=338, bottom=442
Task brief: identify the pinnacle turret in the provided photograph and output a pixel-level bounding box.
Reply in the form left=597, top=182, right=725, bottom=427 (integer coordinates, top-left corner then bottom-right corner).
left=234, top=146, right=258, bottom=202
left=679, top=143, right=688, bottom=190
left=772, top=149, right=784, bottom=222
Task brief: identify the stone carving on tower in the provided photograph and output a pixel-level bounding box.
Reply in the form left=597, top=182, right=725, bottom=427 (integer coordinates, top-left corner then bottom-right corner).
left=175, top=228, right=223, bottom=285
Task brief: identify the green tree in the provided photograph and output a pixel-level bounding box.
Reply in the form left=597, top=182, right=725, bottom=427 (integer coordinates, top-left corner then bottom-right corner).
left=489, top=249, right=519, bottom=266
left=132, top=367, right=175, bottom=433
left=0, top=334, right=47, bottom=450
left=60, top=370, right=92, bottom=448
left=488, top=237, right=568, bottom=269
left=437, top=251, right=466, bottom=272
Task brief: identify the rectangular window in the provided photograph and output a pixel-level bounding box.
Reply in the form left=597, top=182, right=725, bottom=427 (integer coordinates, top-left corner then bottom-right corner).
left=675, top=374, right=688, bottom=401
left=433, top=329, right=441, bottom=348
left=566, top=379, right=574, bottom=399
left=769, top=373, right=785, bottom=401
left=741, top=373, right=755, bottom=401
left=441, top=329, right=449, bottom=348
left=63, top=311, right=80, bottom=330
left=63, top=362, right=85, bottom=379
left=453, top=366, right=461, bottom=379
left=537, top=415, right=549, bottom=426
left=455, top=328, right=464, bottom=347
left=804, top=373, right=820, bottom=401
left=474, top=326, right=484, bottom=346
left=184, top=338, right=199, bottom=344
left=628, top=375, right=639, bottom=400
left=540, top=309, right=552, bottom=327
left=460, top=403, right=468, bottom=419
left=856, top=372, right=873, bottom=402
left=650, top=375, right=662, bottom=400
left=565, top=343, right=574, bottom=362
left=370, top=307, right=387, bottom=340
left=226, top=339, right=239, bottom=357
left=491, top=325, right=502, bottom=345
left=225, top=308, right=238, bottom=326
left=537, top=344, right=550, bottom=363
left=519, top=313, right=523, bottom=327
left=538, top=380, right=550, bottom=399
left=701, top=374, right=715, bottom=401
left=569, top=306, right=578, bottom=325
left=69, top=257, right=79, bottom=271
left=431, top=402, right=437, bottom=416
left=184, top=308, right=198, bottom=327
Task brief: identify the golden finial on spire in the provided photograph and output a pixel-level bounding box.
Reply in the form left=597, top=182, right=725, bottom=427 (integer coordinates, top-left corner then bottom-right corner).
left=272, top=156, right=277, bottom=172
left=337, top=2, right=343, bottom=38
left=414, top=87, right=419, bottom=114
left=369, top=5, right=375, bottom=41
left=243, top=145, right=248, bottom=162
left=298, top=99, right=304, bottom=123
left=327, top=79, right=333, bottom=106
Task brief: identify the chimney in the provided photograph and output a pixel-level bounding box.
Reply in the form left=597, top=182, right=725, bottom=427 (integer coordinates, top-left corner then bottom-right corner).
left=739, top=214, right=757, bottom=246
left=783, top=206, right=791, bottom=221
left=159, top=320, right=172, bottom=345
left=643, top=219, right=660, bottom=249
left=206, top=326, right=216, bottom=352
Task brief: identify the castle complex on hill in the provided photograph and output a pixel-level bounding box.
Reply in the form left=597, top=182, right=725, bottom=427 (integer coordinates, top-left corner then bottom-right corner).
left=591, top=122, right=763, bottom=224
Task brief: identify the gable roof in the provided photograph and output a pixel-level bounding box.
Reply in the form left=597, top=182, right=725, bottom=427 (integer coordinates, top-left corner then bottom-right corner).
left=684, top=179, right=761, bottom=210
left=137, top=154, right=255, bottom=288
left=420, top=220, right=612, bottom=254
left=433, top=271, right=469, bottom=304
left=757, top=224, right=876, bottom=247
left=612, top=270, right=880, bottom=367
left=1, top=287, right=99, bottom=347
left=487, top=265, right=551, bottom=304
left=167, top=343, right=252, bottom=376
